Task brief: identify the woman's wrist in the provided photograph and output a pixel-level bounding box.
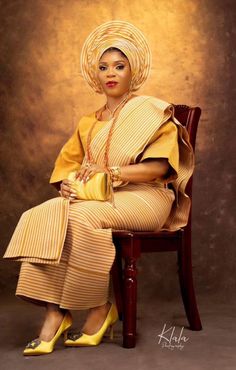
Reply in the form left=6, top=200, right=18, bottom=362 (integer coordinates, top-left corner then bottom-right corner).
left=107, top=166, right=122, bottom=182
left=107, top=160, right=170, bottom=184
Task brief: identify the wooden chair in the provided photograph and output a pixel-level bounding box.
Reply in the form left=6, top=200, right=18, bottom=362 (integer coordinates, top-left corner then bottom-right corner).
left=111, top=104, right=202, bottom=348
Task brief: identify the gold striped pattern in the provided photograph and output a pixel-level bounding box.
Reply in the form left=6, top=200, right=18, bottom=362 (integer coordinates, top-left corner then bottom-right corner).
left=16, top=184, right=174, bottom=309
left=80, top=20, right=151, bottom=93
left=4, top=95, right=193, bottom=309
left=3, top=197, right=69, bottom=263
left=85, top=95, right=193, bottom=230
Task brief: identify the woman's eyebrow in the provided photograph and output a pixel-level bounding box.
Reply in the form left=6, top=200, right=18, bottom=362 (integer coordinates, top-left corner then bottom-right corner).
left=99, top=60, right=126, bottom=65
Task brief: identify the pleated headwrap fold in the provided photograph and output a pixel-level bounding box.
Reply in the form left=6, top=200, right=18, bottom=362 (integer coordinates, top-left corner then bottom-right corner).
left=80, top=20, right=152, bottom=93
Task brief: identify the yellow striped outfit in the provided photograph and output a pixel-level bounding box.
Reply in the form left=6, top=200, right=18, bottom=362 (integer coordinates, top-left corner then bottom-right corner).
left=3, top=96, right=194, bottom=310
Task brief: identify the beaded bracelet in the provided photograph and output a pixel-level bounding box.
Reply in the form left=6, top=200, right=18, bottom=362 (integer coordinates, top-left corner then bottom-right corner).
left=108, top=166, right=122, bottom=182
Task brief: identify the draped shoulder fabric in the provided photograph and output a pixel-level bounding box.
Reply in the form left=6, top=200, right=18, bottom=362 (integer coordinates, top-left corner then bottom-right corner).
left=79, top=95, right=193, bottom=230
left=3, top=95, right=193, bottom=264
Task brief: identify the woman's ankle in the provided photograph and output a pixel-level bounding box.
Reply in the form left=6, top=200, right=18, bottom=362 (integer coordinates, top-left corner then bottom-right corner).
left=39, top=305, right=67, bottom=342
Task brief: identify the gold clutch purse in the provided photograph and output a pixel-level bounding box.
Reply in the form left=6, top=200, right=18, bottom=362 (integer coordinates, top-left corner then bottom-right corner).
left=67, top=171, right=111, bottom=201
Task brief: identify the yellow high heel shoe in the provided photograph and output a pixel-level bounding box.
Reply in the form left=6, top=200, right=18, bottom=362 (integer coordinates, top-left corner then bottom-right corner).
left=23, top=311, right=72, bottom=356
left=64, top=303, right=118, bottom=347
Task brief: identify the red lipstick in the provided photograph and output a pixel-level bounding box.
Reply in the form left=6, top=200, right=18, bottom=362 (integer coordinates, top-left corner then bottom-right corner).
left=106, top=81, right=118, bottom=88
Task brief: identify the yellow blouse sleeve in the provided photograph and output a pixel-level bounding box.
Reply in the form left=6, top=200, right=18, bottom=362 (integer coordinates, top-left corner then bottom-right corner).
left=139, top=120, right=179, bottom=178
left=49, top=119, right=85, bottom=184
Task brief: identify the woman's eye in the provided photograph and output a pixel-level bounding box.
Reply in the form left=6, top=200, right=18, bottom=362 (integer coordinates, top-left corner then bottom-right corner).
left=98, top=65, right=125, bottom=71
left=116, top=65, right=125, bottom=70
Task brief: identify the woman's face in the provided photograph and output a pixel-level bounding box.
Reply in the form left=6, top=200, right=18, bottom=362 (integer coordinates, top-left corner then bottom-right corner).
left=97, top=50, right=132, bottom=98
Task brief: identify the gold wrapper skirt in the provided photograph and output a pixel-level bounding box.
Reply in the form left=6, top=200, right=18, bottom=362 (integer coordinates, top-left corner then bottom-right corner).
left=14, top=183, right=175, bottom=310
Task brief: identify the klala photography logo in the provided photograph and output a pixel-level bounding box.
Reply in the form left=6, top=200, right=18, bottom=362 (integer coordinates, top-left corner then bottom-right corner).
left=157, top=324, right=189, bottom=350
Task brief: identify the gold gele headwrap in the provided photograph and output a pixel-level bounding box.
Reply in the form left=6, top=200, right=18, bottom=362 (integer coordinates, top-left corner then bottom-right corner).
left=80, top=20, right=152, bottom=93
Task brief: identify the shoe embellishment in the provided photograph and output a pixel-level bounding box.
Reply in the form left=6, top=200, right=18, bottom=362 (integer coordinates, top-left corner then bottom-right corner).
left=67, top=332, right=83, bottom=341
left=25, top=338, right=41, bottom=349
left=23, top=311, right=73, bottom=356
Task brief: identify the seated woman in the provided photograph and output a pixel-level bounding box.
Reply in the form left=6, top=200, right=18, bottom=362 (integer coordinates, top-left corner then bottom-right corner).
left=3, top=20, right=194, bottom=355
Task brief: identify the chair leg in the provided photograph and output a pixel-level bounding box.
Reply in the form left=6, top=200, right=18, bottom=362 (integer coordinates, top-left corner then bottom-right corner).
left=178, top=233, right=202, bottom=330
left=123, top=256, right=138, bottom=348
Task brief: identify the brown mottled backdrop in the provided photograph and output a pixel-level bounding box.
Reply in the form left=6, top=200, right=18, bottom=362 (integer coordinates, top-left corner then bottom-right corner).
left=0, top=0, right=235, bottom=303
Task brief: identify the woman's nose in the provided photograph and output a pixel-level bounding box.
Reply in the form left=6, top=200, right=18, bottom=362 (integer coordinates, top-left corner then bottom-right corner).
left=106, top=67, right=116, bottom=77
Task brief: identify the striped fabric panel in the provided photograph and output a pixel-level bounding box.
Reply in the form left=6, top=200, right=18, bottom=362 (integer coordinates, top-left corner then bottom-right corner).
left=15, top=184, right=174, bottom=309
left=16, top=262, right=110, bottom=310
left=90, top=96, right=172, bottom=167
left=163, top=116, right=194, bottom=230
left=3, top=197, right=69, bottom=263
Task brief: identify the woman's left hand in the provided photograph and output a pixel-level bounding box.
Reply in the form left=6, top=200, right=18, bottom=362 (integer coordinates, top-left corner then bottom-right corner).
left=77, top=163, right=105, bottom=183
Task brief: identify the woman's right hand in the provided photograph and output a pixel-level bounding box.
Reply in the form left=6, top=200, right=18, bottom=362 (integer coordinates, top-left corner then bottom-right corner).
left=59, top=179, right=77, bottom=199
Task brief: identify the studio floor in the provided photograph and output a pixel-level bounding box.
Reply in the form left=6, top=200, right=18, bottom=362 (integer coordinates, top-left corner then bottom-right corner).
left=1, top=291, right=235, bottom=370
